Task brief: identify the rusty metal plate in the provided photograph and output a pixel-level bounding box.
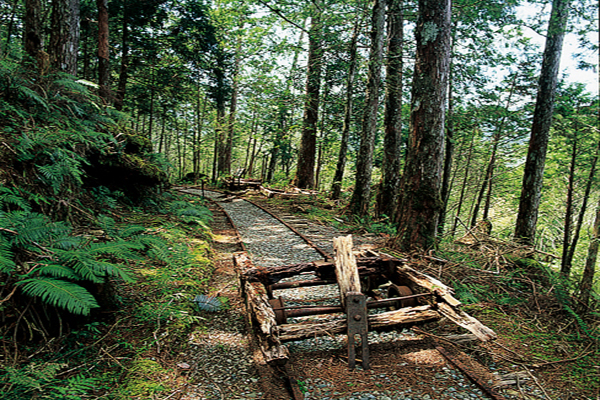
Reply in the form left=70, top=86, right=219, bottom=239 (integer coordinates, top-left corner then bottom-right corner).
left=347, top=291, right=370, bottom=370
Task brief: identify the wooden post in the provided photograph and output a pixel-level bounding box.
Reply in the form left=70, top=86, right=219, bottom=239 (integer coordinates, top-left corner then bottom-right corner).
left=333, top=235, right=361, bottom=309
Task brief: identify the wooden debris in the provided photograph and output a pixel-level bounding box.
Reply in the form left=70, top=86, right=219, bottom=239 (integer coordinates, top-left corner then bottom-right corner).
left=436, top=302, right=497, bottom=341
left=275, top=305, right=440, bottom=342
left=333, top=235, right=361, bottom=308
left=398, top=265, right=462, bottom=307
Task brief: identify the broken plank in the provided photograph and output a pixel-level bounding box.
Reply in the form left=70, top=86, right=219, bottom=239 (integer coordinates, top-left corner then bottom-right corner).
left=275, top=305, right=440, bottom=342
left=436, top=302, right=497, bottom=342
left=397, top=265, right=462, bottom=307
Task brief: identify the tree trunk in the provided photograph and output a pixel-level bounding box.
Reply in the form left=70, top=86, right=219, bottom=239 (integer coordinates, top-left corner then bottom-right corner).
left=114, top=3, right=130, bottom=111
left=24, top=0, right=43, bottom=59
left=450, top=130, right=476, bottom=237
left=330, top=18, right=360, bottom=200
left=437, top=66, right=453, bottom=233
left=49, top=0, right=79, bottom=75
left=560, top=130, right=578, bottom=277
left=349, top=0, right=386, bottom=216
left=514, top=0, right=570, bottom=244
left=392, top=0, right=451, bottom=251
left=96, top=0, right=110, bottom=102
left=578, top=196, right=600, bottom=309
left=294, top=8, right=323, bottom=189
left=376, top=0, right=403, bottom=218
left=566, top=138, right=600, bottom=268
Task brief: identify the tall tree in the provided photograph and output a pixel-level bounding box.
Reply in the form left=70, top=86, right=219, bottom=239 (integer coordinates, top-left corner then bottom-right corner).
left=392, top=0, right=451, bottom=251
left=49, top=0, right=80, bottom=75
left=24, top=0, right=43, bottom=60
left=578, top=195, right=600, bottom=309
left=97, top=0, right=110, bottom=101
left=294, top=5, right=323, bottom=189
left=349, top=0, right=386, bottom=216
left=514, top=0, right=571, bottom=244
left=376, top=0, right=403, bottom=218
left=330, top=17, right=361, bottom=200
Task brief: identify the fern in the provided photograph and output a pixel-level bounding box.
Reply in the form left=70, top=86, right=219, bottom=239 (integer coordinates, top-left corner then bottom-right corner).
left=0, top=187, right=31, bottom=211
left=18, top=86, right=49, bottom=111
left=0, top=241, right=15, bottom=273
left=36, top=264, right=79, bottom=280
left=19, top=278, right=99, bottom=316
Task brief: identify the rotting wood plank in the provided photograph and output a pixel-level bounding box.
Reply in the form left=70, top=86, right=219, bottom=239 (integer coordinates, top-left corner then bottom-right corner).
left=275, top=305, right=440, bottom=342
left=333, top=235, right=361, bottom=309
left=244, top=280, right=278, bottom=336
left=397, top=265, right=462, bottom=307
left=436, top=302, right=497, bottom=342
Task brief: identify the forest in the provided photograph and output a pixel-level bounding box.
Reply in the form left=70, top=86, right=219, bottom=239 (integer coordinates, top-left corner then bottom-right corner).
left=0, top=0, right=599, bottom=398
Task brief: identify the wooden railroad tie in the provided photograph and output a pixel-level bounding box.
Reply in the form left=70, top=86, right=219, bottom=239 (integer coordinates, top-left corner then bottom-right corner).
left=234, top=235, right=497, bottom=370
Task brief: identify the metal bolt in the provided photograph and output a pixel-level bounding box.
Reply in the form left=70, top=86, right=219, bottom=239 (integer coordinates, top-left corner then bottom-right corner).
left=354, top=315, right=361, bottom=321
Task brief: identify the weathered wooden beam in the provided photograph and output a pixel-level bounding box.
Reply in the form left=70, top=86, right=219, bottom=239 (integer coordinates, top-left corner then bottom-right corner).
left=275, top=305, right=440, bottom=342
left=333, top=235, right=361, bottom=308
left=245, top=280, right=278, bottom=336
left=258, top=336, right=290, bottom=365
left=242, top=257, right=391, bottom=285
left=397, top=265, right=462, bottom=307
left=436, top=302, right=497, bottom=342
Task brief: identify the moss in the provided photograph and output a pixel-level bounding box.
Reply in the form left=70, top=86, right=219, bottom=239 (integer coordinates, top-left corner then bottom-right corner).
left=117, top=359, right=171, bottom=399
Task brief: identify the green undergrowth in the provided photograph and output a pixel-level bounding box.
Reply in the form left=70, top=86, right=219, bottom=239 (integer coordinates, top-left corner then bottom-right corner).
left=0, top=192, right=216, bottom=399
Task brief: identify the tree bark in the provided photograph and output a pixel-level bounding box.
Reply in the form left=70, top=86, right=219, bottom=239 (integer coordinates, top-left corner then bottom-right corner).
left=514, top=0, right=570, bottom=244
left=96, top=0, right=110, bottom=102
left=437, top=66, right=453, bottom=233
left=450, top=130, right=476, bottom=237
left=560, top=129, right=578, bottom=277
left=578, top=196, right=600, bottom=309
left=24, top=0, right=43, bottom=59
left=330, top=18, right=360, bottom=200
left=392, top=0, right=451, bottom=251
left=114, top=3, right=130, bottom=111
left=349, top=0, right=386, bottom=216
left=294, top=8, right=323, bottom=189
left=376, top=0, right=403, bottom=218
left=49, top=0, right=80, bottom=75
left=566, top=138, right=600, bottom=268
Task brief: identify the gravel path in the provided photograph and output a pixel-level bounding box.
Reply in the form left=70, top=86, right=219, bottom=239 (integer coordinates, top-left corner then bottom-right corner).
left=177, top=188, right=549, bottom=400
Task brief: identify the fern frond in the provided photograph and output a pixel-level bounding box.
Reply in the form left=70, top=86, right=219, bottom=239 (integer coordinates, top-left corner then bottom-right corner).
left=36, top=264, right=79, bottom=280
left=117, top=225, right=147, bottom=238
left=0, top=186, right=31, bottom=211
left=0, top=241, right=15, bottom=272
left=55, top=250, right=104, bottom=283
left=97, top=260, right=134, bottom=283
left=19, top=278, right=99, bottom=315
left=18, top=86, right=49, bottom=111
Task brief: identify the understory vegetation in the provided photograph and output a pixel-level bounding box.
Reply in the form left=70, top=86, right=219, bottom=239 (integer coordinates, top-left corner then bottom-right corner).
left=0, top=57, right=216, bottom=398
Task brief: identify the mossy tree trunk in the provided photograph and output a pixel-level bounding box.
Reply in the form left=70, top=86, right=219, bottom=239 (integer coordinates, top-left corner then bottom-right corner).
left=349, top=0, right=386, bottom=217
left=392, top=0, right=451, bottom=251
left=376, top=0, right=403, bottom=218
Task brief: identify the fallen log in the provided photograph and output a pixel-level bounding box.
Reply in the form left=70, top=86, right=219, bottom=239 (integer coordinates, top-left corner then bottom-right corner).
left=275, top=305, right=440, bottom=342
